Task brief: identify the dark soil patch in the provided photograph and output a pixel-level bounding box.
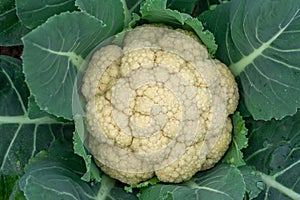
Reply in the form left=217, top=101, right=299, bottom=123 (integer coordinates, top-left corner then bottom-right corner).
left=0, top=46, right=23, bottom=59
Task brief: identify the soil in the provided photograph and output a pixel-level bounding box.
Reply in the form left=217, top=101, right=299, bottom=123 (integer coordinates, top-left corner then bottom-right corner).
left=0, top=46, right=23, bottom=59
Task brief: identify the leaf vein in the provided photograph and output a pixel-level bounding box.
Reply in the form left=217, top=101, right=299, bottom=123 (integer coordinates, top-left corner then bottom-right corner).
left=229, top=9, right=300, bottom=76
left=0, top=124, right=22, bottom=172
left=19, top=0, right=73, bottom=15
left=2, top=68, right=27, bottom=115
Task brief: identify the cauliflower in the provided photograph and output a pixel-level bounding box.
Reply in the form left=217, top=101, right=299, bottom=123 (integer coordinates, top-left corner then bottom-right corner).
left=81, top=25, right=239, bottom=184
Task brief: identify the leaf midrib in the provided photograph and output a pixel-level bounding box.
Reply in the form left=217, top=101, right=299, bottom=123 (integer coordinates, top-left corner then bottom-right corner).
left=0, top=115, right=67, bottom=124
left=95, top=174, right=116, bottom=200
left=260, top=172, right=300, bottom=199
left=30, top=41, right=83, bottom=70
left=229, top=9, right=300, bottom=76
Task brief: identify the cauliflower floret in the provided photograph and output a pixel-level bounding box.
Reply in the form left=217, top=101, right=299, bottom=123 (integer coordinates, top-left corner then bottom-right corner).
left=214, top=59, right=239, bottom=115
left=82, top=24, right=239, bottom=184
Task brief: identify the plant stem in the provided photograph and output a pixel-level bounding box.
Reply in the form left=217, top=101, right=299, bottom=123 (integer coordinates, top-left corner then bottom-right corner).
left=0, top=115, right=67, bottom=124
left=260, top=173, right=300, bottom=200
left=95, top=174, right=116, bottom=200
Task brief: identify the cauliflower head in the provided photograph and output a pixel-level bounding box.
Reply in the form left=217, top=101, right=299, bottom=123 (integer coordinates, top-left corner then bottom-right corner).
left=81, top=25, right=239, bottom=184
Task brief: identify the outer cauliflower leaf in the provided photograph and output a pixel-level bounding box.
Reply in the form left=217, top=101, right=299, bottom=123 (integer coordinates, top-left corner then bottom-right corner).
left=81, top=25, right=239, bottom=184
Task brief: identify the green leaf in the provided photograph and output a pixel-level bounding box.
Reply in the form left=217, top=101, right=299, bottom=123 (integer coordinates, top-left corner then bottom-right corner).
left=0, top=55, right=28, bottom=116
left=96, top=174, right=138, bottom=200
left=167, top=0, right=198, bottom=15
left=0, top=175, right=16, bottom=200
left=22, top=11, right=113, bottom=119
left=244, top=111, right=300, bottom=199
left=15, top=0, right=77, bottom=29
left=19, top=150, right=99, bottom=200
left=124, top=177, right=159, bottom=193
left=236, top=86, right=252, bottom=118
left=200, top=0, right=300, bottom=120
left=0, top=0, right=30, bottom=46
left=140, top=0, right=217, bottom=56
left=139, top=164, right=245, bottom=200
left=128, top=12, right=141, bottom=28
left=0, top=55, right=73, bottom=176
left=75, top=0, right=129, bottom=34
left=72, top=77, right=102, bottom=182
left=238, top=166, right=264, bottom=200
left=27, top=95, right=51, bottom=119
left=19, top=140, right=138, bottom=200
left=73, top=131, right=101, bottom=182
left=126, top=0, right=145, bottom=13
left=223, top=112, right=248, bottom=166
left=0, top=174, right=25, bottom=200
left=0, top=175, right=26, bottom=200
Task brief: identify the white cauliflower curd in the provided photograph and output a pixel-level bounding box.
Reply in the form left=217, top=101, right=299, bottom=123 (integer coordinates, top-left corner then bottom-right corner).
left=81, top=24, right=239, bottom=184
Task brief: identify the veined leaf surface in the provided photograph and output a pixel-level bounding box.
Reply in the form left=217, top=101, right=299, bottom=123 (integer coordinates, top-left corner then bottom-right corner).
left=139, top=164, right=245, bottom=200
left=22, top=12, right=112, bottom=119
left=0, top=55, right=73, bottom=176
left=140, top=0, right=217, bottom=56
left=16, top=0, right=77, bottom=29
left=200, top=0, right=300, bottom=120
left=244, top=111, right=300, bottom=199
left=0, top=0, right=29, bottom=46
left=75, top=0, right=129, bottom=35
